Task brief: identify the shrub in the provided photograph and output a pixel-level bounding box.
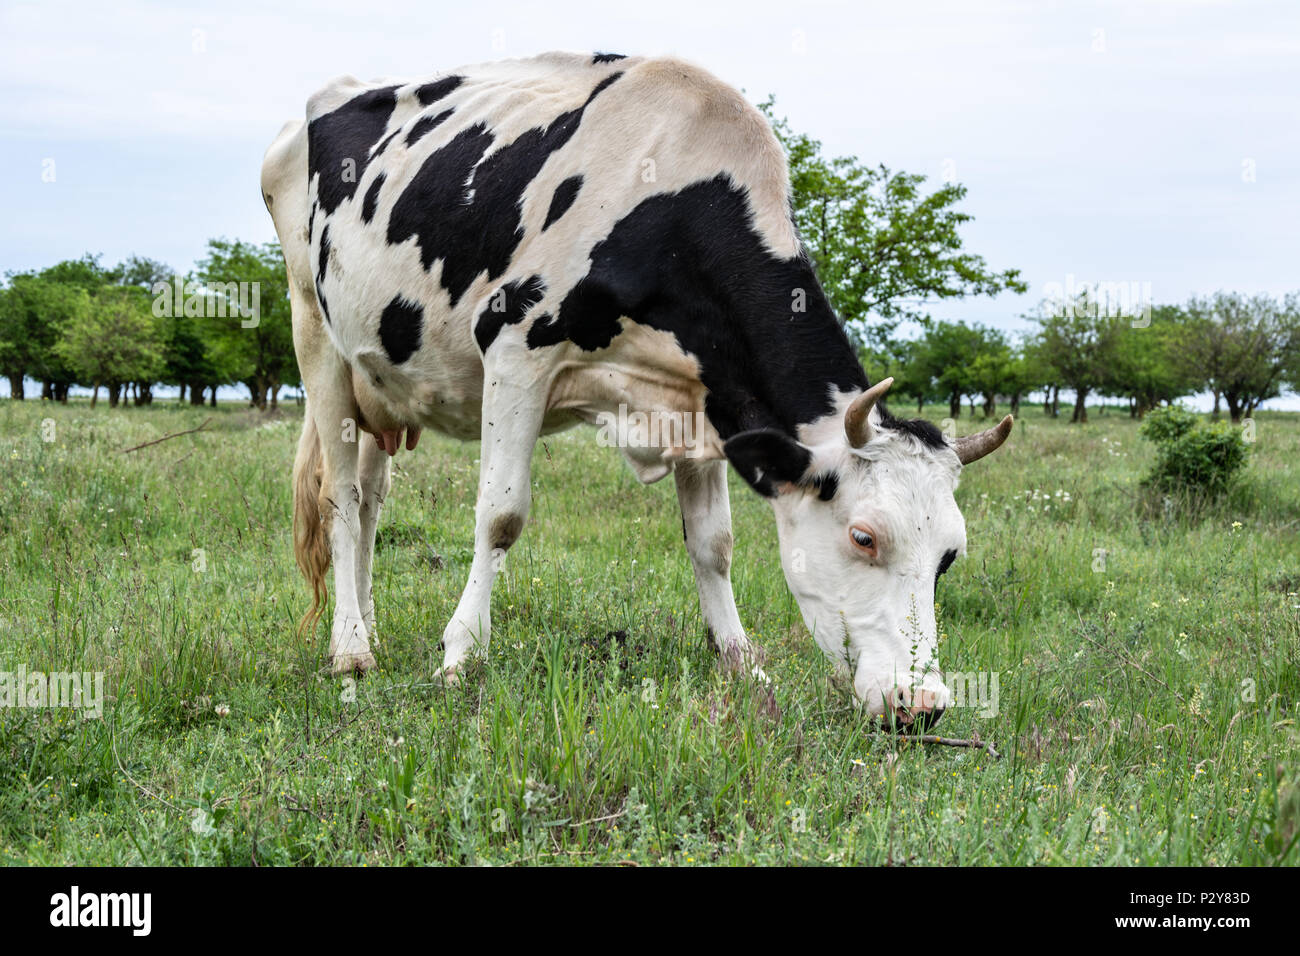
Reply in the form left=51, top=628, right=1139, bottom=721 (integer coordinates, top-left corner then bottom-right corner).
left=1140, top=405, right=1249, bottom=495
left=1138, top=403, right=1197, bottom=444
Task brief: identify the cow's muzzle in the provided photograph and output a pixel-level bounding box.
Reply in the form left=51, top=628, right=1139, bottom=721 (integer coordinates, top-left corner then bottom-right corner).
left=882, top=685, right=945, bottom=732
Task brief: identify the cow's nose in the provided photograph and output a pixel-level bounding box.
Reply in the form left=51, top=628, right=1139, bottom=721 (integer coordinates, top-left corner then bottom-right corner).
left=885, top=686, right=945, bottom=731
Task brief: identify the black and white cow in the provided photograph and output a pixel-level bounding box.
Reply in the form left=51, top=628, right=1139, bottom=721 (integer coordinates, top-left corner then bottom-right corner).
left=260, top=52, right=1012, bottom=726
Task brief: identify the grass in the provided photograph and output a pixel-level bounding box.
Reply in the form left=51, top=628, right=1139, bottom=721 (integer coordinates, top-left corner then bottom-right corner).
left=0, top=397, right=1297, bottom=866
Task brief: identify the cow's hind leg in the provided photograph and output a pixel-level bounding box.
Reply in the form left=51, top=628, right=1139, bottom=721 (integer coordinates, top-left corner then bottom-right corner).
left=674, top=458, right=760, bottom=671
left=314, top=386, right=374, bottom=674
left=355, top=436, right=392, bottom=634
left=441, top=370, right=544, bottom=677
left=291, top=289, right=374, bottom=674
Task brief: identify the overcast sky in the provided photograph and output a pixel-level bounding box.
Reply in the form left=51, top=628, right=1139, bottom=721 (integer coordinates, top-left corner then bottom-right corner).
left=2, top=0, right=1296, bottom=350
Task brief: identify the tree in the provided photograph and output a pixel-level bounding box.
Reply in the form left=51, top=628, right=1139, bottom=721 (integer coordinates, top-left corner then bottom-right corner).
left=964, top=329, right=1013, bottom=417
left=908, top=321, right=1007, bottom=419
left=1102, top=305, right=1199, bottom=417
left=55, top=286, right=164, bottom=407
left=760, top=100, right=1027, bottom=350
left=108, top=255, right=175, bottom=404
left=1029, top=290, right=1123, bottom=423
left=1002, top=339, right=1048, bottom=418
left=0, top=271, right=91, bottom=400
left=1183, top=292, right=1300, bottom=422
left=861, top=337, right=934, bottom=413
left=195, top=239, right=296, bottom=409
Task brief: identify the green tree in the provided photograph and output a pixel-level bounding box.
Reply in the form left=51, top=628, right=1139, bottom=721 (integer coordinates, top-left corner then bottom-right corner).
left=0, top=271, right=91, bottom=400
left=908, top=320, right=1007, bottom=419
left=1183, top=292, right=1300, bottom=422
left=861, top=337, right=934, bottom=413
left=55, top=286, right=164, bottom=407
left=760, top=100, right=1027, bottom=349
left=108, top=255, right=176, bottom=404
left=1102, top=305, right=1199, bottom=417
left=964, top=329, right=1013, bottom=418
left=1029, top=292, right=1123, bottom=423
left=195, top=239, right=296, bottom=409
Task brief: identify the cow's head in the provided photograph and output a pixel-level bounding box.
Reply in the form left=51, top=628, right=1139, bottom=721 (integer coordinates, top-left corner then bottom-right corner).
left=724, top=378, right=1011, bottom=728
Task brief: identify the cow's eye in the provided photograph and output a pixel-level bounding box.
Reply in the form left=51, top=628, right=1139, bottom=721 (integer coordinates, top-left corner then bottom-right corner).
left=849, top=526, right=877, bottom=556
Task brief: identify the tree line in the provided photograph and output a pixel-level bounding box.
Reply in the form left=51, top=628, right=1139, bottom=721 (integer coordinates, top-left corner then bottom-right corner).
left=0, top=240, right=295, bottom=409
left=863, top=290, right=1300, bottom=424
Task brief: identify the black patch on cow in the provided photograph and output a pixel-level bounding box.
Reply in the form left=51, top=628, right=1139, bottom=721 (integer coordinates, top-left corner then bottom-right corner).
left=592, top=52, right=626, bottom=63
left=378, top=296, right=424, bottom=364
left=317, top=224, right=331, bottom=283
left=526, top=174, right=867, bottom=442
left=936, top=548, right=957, bottom=578
left=387, top=122, right=494, bottom=283
left=812, top=471, right=839, bottom=502
left=361, top=173, right=385, bottom=224
left=475, top=275, right=546, bottom=353
left=935, top=548, right=958, bottom=591
left=415, top=75, right=463, bottom=107
left=307, top=200, right=317, bottom=242
left=722, top=429, right=813, bottom=498
left=307, top=85, right=400, bottom=215
left=315, top=280, right=330, bottom=324
left=388, top=72, right=623, bottom=306
left=877, top=406, right=949, bottom=451
left=543, top=175, right=583, bottom=231
left=406, top=108, right=454, bottom=147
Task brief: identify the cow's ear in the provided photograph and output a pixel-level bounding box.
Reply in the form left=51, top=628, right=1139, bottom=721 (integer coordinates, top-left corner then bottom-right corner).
left=723, top=429, right=813, bottom=497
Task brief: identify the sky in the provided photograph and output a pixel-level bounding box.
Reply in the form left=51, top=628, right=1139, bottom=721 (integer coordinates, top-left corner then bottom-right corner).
left=1, top=0, right=1297, bottom=403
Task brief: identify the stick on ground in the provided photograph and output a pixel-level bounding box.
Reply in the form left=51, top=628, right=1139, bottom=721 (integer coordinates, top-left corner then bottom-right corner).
left=898, top=734, right=1002, bottom=760
left=120, top=417, right=212, bottom=454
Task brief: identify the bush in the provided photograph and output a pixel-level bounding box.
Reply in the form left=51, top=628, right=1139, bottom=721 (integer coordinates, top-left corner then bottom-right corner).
left=1138, top=403, right=1197, bottom=444
left=1140, top=405, right=1248, bottom=495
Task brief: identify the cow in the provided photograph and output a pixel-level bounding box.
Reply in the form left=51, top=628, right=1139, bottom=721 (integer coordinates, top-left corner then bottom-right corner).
left=260, top=51, right=1012, bottom=728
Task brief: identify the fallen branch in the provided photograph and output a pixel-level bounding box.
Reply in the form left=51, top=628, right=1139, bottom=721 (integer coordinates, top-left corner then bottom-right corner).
left=120, top=417, right=212, bottom=454
left=898, top=734, right=1002, bottom=760
left=569, top=809, right=626, bottom=829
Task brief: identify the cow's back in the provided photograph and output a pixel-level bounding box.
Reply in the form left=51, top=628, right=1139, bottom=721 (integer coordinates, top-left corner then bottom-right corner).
left=264, top=52, right=807, bottom=443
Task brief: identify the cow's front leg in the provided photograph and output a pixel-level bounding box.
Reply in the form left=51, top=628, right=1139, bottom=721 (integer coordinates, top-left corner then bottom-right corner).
left=441, top=378, right=544, bottom=677
left=674, top=458, right=760, bottom=671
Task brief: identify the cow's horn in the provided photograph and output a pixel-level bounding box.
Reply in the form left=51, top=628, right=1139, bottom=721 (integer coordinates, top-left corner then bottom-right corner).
left=954, top=414, right=1014, bottom=465
left=844, top=377, right=893, bottom=448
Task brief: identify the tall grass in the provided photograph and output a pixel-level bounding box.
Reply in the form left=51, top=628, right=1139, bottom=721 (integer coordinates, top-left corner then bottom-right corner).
left=0, top=399, right=1296, bottom=865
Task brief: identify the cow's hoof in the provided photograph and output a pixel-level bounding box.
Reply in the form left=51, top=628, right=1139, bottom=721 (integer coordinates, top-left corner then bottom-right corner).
left=331, top=650, right=377, bottom=676
left=719, top=639, right=765, bottom=674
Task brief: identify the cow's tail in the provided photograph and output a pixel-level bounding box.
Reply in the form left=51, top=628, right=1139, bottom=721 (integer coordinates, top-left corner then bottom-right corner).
left=293, top=408, right=330, bottom=637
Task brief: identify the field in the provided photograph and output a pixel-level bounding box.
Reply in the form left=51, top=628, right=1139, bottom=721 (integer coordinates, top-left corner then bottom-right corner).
left=0, top=398, right=1297, bottom=866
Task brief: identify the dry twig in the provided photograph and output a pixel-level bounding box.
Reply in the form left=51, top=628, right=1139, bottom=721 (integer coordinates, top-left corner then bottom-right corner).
left=898, top=734, right=1002, bottom=760
left=120, top=417, right=212, bottom=454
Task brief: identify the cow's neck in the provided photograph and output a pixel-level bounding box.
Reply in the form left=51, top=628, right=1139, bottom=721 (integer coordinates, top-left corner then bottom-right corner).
left=696, top=257, right=869, bottom=445
left=549, top=174, right=870, bottom=447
